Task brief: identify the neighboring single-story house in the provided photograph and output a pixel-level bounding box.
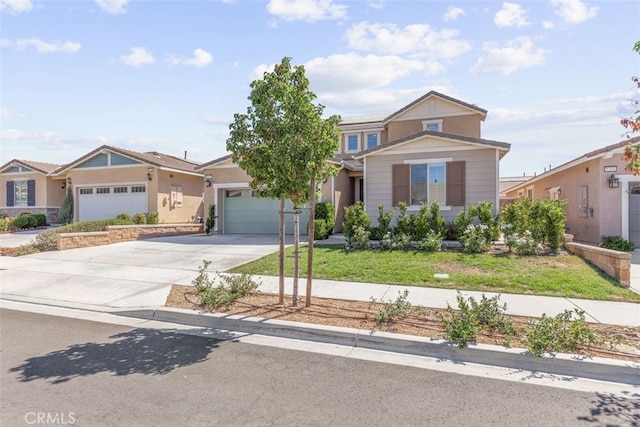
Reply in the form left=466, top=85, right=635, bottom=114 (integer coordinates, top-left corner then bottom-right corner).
left=0, top=159, right=65, bottom=222
left=199, top=91, right=511, bottom=234
left=52, top=145, right=204, bottom=223
left=503, top=137, right=640, bottom=246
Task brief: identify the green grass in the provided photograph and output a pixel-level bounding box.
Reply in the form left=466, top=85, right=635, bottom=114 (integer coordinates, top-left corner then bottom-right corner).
left=229, top=245, right=640, bottom=303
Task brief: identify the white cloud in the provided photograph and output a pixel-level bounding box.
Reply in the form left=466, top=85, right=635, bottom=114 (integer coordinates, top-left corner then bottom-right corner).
left=201, top=114, right=232, bottom=125
left=0, top=107, right=25, bottom=118
left=494, top=2, right=530, bottom=28
left=266, top=0, right=348, bottom=22
left=0, top=0, right=32, bottom=13
left=444, top=6, right=465, bottom=22
left=549, top=0, right=598, bottom=24
left=368, top=1, right=384, bottom=10
left=119, top=47, right=155, bottom=67
left=470, top=37, right=547, bottom=75
left=182, top=48, right=213, bottom=68
left=344, top=22, right=471, bottom=60
left=95, top=0, right=129, bottom=14
left=1, top=38, right=82, bottom=53
left=542, top=20, right=555, bottom=29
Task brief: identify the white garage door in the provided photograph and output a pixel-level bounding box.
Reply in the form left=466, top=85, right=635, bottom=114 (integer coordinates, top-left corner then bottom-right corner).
left=78, top=185, right=148, bottom=221
left=224, top=189, right=308, bottom=235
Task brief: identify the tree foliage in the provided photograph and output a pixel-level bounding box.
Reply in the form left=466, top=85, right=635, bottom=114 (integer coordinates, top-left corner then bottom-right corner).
left=59, top=187, right=74, bottom=224
left=621, top=41, right=640, bottom=173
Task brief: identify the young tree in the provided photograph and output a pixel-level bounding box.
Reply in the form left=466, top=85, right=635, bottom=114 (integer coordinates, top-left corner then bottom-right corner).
left=622, top=41, right=640, bottom=173
left=226, top=57, right=340, bottom=306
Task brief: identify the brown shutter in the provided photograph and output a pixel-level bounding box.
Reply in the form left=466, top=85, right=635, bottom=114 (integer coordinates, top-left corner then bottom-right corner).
left=392, top=164, right=410, bottom=205
left=446, top=161, right=465, bottom=206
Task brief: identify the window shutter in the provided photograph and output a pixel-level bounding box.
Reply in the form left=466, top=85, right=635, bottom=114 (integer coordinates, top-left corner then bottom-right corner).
left=446, top=161, right=465, bottom=206
left=6, top=181, right=14, bottom=207
left=27, top=180, right=36, bottom=206
left=392, top=164, right=410, bottom=205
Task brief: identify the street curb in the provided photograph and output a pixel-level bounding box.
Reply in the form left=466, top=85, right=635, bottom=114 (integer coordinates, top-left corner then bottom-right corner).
left=114, top=306, right=640, bottom=386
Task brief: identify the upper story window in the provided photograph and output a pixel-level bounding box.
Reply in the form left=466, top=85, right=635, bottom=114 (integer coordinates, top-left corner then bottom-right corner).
left=366, top=133, right=379, bottom=150
left=422, top=119, right=443, bottom=132
left=346, top=134, right=360, bottom=152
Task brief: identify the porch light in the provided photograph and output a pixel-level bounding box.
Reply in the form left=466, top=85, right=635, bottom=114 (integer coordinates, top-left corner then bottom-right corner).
left=205, top=174, right=213, bottom=188
left=608, top=174, right=620, bottom=189
left=147, top=167, right=154, bottom=181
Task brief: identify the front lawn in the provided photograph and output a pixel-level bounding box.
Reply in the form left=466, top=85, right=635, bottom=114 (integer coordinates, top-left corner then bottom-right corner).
left=229, top=245, right=640, bottom=303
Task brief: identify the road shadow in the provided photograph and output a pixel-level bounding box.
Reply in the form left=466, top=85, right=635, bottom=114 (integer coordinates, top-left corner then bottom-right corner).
left=9, top=327, right=227, bottom=384
left=145, top=233, right=305, bottom=246
left=577, top=391, right=640, bottom=426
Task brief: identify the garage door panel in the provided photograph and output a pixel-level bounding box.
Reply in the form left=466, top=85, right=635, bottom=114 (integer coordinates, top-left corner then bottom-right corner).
left=79, top=186, right=148, bottom=221
left=224, top=195, right=309, bottom=235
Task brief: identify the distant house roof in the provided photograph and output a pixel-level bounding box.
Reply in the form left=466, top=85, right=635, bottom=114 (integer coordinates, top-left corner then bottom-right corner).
left=0, top=159, right=61, bottom=175
left=499, top=176, right=533, bottom=194
left=504, top=136, right=640, bottom=193
left=355, top=129, right=510, bottom=160
left=54, top=145, right=201, bottom=175
left=195, top=154, right=234, bottom=171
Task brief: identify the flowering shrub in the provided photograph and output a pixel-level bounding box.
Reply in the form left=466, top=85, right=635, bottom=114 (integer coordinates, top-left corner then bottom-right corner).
left=459, top=224, right=489, bottom=253
left=503, top=224, right=543, bottom=255
left=380, top=231, right=411, bottom=251
left=415, top=231, right=443, bottom=253
left=347, top=225, right=370, bottom=250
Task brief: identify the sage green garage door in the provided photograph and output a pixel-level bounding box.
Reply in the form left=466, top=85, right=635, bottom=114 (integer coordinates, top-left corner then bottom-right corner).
left=224, top=190, right=309, bottom=235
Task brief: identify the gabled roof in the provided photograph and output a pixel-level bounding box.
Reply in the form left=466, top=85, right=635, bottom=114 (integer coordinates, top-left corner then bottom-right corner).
left=354, top=129, right=510, bottom=160
left=0, top=159, right=61, bottom=175
left=383, top=91, right=488, bottom=124
left=54, top=145, right=201, bottom=175
left=505, top=136, right=640, bottom=193
left=195, top=154, right=234, bottom=171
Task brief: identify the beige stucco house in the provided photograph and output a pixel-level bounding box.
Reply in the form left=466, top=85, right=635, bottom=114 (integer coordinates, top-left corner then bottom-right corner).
left=503, top=137, right=640, bottom=246
left=1, top=159, right=65, bottom=222
left=51, top=145, right=204, bottom=223
left=198, top=91, right=511, bottom=234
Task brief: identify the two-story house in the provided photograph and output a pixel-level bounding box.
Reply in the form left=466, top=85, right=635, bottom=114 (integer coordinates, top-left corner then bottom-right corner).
left=198, top=91, right=511, bottom=234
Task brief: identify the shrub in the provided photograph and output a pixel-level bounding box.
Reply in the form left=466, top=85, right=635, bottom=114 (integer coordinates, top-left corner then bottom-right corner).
left=315, top=202, right=335, bottom=232
left=503, top=226, right=541, bottom=255
left=205, top=204, right=216, bottom=234
left=370, top=205, right=394, bottom=241
left=27, top=218, right=136, bottom=252
left=12, top=214, right=36, bottom=229
left=132, top=213, right=147, bottom=224
left=347, top=225, right=370, bottom=250
left=33, top=214, right=47, bottom=226
left=380, top=231, right=411, bottom=251
left=469, top=201, right=500, bottom=242
left=343, top=202, right=370, bottom=242
left=192, top=260, right=260, bottom=309
left=394, top=202, right=413, bottom=236
left=0, top=218, right=8, bottom=232
left=415, top=231, right=443, bottom=253
left=313, top=219, right=331, bottom=240
left=440, top=293, right=515, bottom=348
left=501, top=198, right=566, bottom=252
left=146, top=211, right=159, bottom=225
left=115, top=213, right=132, bottom=222
left=600, top=235, right=635, bottom=252
left=458, top=224, right=490, bottom=253
left=452, top=210, right=473, bottom=241
left=526, top=309, right=597, bottom=357
left=372, top=289, right=412, bottom=325
left=59, top=188, right=74, bottom=224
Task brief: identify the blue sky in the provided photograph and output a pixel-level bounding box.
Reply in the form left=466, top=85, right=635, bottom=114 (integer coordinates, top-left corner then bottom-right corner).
left=1, top=0, right=639, bottom=177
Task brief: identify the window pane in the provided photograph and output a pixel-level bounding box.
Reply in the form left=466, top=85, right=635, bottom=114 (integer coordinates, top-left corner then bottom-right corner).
left=411, top=165, right=428, bottom=205
left=429, top=164, right=445, bottom=204
left=347, top=135, right=358, bottom=151
left=14, top=181, right=28, bottom=206
left=366, top=133, right=378, bottom=149
left=425, top=123, right=440, bottom=131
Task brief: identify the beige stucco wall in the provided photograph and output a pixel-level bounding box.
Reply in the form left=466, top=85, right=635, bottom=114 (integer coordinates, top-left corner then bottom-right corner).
left=386, top=115, right=482, bottom=142
left=364, top=140, right=499, bottom=226
left=0, top=172, right=63, bottom=222
left=0, top=172, right=50, bottom=208
left=155, top=169, right=204, bottom=223
left=503, top=156, right=631, bottom=245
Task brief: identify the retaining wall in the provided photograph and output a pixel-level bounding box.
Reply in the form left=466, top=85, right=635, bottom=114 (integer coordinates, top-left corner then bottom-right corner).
left=57, top=224, right=203, bottom=250
left=562, top=234, right=631, bottom=287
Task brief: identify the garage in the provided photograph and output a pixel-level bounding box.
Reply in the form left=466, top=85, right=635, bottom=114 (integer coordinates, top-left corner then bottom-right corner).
left=223, top=189, right=309, bottom=234
left=78, top=184, right=148, bottom=221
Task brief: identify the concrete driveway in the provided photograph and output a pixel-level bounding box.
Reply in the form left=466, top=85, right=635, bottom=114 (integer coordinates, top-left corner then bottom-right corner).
left=0, top=234, right=286, bottom=310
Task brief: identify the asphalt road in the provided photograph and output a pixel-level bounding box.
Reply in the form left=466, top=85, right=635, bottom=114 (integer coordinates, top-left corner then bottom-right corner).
left=1, top=309, right=638, bottom=427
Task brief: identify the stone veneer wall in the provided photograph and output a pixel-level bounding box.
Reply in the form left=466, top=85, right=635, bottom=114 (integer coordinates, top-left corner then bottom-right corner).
left=562, top=234, right=631, bottom=287
left=57, top=224, right=203, bottom=251
left=0, top=207, right=60, bottom=223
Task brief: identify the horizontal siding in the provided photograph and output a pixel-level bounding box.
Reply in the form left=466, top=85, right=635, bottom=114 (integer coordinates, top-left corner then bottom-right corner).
left=364, top=145, right=497, bottom=224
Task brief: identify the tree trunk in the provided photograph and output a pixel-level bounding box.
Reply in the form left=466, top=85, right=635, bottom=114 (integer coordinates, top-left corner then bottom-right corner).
left=306, top=177, right=316, bottom=307
left=279, top=197, right=285, bottom=305
left=292, top=206, right=300, bottom=307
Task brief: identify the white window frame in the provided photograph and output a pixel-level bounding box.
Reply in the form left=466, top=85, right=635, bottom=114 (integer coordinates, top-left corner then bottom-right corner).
left=422, top=119, right=444, bottom=132
left=14, top=180, right=28, bottom=206
left=404, top=158, right=451, bottom=210
left=171, top=185, right=183, bottom=207
left=345, top=134, right=360, bottom=153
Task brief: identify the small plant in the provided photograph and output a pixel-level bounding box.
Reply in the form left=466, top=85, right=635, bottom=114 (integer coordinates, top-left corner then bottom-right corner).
left=132, top=213, right=147, bottom=224
left=59, top=187, right=74, bottom=225
left=205, top=204, right=217, bottom=234
left=415, top=230, right=443, bottom=252
left=380, top=232, right=411, bottom=251
left=192, top=260, right=260, bottom=309
left=343, top=202, right=371, bottom=242
left=525, top=309, right=597, bottom=357
left=439, top=293, right=515, bottom=348
left=600, top=235, right=635, bottom=252
left=146, top=211, right=159, bottom=224
left=0, top=217, right=8, bottom=232
left=115, top=213, right=133, bottom=222
left=347, top=225, right=370, bottom=250
left=11, top=214, right=36, bottom=229
left=372, top=289, right=412, bottom=325
left=394, top=202, right=413, bottom=236
left=504, top=228, right=541, bottom=256
left=370, top=205, right=394, bottom=241
left=458, top=224, right=490, bottom=253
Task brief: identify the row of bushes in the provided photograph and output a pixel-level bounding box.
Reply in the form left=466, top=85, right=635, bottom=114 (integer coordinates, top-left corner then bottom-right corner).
left=342, top=198, right=568, bottom=254
left=115, top=212, right=159, bottom=225
left=0, top=213, right=48, bottom=232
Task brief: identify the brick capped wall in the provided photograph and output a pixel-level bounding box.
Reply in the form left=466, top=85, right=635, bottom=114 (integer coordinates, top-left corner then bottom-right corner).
left=562, top=234, right=631, bottom=287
